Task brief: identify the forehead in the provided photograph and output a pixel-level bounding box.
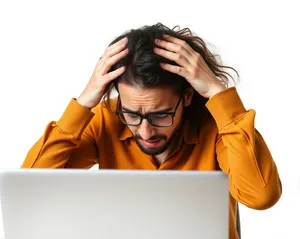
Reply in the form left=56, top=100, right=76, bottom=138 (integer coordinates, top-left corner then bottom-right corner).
left=117, top=83, right=179, bottom=111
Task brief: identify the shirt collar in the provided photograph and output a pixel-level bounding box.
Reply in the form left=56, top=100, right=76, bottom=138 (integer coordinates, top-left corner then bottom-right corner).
left=118, top=124, right=133, bottom=141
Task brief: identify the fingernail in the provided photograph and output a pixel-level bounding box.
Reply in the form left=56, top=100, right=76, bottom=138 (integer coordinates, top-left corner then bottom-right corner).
left=123, top=37, right=128, bottom=42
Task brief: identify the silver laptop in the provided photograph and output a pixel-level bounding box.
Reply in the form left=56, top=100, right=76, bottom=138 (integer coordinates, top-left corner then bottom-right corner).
left=0, top=169, right=229, bottom=239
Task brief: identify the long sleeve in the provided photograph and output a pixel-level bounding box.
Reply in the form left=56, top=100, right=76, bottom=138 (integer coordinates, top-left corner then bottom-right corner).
left=206, top=87, right=282, bottom=210
left=21, top=99, right=98, bottom=168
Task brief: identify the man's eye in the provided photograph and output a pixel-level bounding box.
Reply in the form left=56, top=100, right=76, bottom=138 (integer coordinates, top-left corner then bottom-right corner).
left=154, top=114, right=168, bottom=119
left=127, top=113, right=139, bottom=118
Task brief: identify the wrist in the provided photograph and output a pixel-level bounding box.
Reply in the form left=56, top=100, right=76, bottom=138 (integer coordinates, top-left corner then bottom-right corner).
left=76, top=96, right=93, bottom=110
left=207, top=82, right=226, bottom=99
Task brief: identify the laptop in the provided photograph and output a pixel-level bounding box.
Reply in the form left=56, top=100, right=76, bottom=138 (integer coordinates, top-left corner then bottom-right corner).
left=0, top=169, right=229, bottom=239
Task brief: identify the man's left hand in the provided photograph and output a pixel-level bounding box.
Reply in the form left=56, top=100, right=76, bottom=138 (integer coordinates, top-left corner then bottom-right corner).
left=154, top=34, right=226, bottom=98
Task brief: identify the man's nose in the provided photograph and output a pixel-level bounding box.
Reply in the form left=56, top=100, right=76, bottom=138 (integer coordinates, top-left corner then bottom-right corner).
left=138, top=118, right=155, bottom=140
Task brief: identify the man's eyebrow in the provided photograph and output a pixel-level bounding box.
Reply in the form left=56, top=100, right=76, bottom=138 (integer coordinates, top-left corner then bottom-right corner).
left=121, top=106, right=174, bottom=113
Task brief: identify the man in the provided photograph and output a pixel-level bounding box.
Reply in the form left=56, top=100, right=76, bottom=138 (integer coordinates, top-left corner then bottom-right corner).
left=22, top=23, right=282, bottom=239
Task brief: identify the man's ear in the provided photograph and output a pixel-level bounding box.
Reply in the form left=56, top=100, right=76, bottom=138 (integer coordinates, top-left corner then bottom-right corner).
left=183, top=87, right=194, bottom=107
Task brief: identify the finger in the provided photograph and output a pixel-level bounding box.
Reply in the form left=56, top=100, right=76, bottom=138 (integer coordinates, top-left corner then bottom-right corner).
left=104, top=66, right=126, bottom=84
left=155, top=39, right=192, bottom=60
left=159, top=63, right=189, bottom=79
left=154, top=47, right=189, bottom=67
left=104, top=37, right=128, bottom=59
left=101, top=48, right=129, bottom=74
left=162, top=34, right=195, bottom=55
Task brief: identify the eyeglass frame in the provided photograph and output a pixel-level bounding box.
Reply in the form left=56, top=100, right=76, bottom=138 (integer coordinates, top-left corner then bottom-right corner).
left=115, top=91, right=184, bottom=128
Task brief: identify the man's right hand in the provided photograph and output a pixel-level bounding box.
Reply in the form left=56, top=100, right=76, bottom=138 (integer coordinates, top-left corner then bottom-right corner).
left=77, top=37, right=129, bottom=109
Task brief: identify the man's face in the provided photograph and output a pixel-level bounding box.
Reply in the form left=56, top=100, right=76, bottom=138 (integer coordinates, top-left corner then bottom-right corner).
left=117, top=83, right=193, bottom=156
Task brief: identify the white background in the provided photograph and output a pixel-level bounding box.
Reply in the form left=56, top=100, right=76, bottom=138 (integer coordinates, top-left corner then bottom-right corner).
left=0, top=0, right=299, bottom=238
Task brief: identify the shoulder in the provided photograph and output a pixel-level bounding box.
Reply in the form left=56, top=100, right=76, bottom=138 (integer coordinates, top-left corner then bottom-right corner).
left=88, top=97, right=126, bottom=139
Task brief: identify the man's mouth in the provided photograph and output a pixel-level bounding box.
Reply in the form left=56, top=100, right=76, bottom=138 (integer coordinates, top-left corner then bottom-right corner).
left=141, top=139, right=161, bottom=148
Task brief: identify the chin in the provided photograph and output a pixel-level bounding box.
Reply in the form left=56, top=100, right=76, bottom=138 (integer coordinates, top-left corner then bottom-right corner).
left=136, top=140, right=170, bottom=156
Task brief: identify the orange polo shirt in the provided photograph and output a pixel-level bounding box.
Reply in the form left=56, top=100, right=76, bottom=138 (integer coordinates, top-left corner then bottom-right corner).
left=21, top=87, right=282, bottom=239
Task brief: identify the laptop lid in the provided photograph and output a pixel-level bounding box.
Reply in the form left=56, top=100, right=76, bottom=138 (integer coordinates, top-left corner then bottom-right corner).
left=0, top=169, right=229, bottom=239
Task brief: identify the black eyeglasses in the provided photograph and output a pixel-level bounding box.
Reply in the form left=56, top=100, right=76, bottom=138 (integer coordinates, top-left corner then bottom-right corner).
left=115, top=92, right=183, bottom=127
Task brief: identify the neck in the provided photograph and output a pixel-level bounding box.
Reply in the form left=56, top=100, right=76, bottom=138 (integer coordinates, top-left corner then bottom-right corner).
left=152, top=151, right=169, bottom=167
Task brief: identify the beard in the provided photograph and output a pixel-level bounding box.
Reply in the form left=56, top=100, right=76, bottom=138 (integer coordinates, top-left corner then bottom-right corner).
left=135, top=134, right=170, bottom=155
left=134, top=124, right=182, bottom=156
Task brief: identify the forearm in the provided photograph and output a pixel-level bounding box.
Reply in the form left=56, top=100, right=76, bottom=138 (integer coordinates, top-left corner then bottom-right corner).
left=207, top=87, right=282, bottom=209
left=217, top=119, right=282, bottom=209
left=21, top=99, right=94, bottom=168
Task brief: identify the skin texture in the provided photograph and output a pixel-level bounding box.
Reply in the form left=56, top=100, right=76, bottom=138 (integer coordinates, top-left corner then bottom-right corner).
left=118, top=83, right=193, bottom=165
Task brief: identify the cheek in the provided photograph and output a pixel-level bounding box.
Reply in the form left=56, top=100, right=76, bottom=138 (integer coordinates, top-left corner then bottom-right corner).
left=160, top=128, right=175, bottom=138
left=158, top=119, right=181, bottom=138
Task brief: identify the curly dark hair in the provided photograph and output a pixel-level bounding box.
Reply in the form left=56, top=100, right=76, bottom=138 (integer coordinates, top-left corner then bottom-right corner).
left=101, top=22, right=239, bottom=125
